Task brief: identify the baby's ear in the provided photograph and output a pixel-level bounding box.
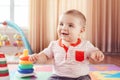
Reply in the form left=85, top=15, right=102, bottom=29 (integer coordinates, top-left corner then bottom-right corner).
left=80, top=27, right=85, bottom=33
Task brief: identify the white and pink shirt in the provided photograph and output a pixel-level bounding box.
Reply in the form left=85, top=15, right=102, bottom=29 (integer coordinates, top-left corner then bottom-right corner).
left=43, top=39, right=98, bottom=78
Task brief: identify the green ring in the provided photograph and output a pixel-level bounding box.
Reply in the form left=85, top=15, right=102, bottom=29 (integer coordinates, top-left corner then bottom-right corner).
left=0, top=61, right=6, bottom=64
left=0, top=70, right=8, bottom=74
left=18, top=64, right=33, bottom=69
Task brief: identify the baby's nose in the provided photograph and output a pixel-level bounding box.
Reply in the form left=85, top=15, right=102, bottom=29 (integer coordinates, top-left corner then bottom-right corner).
left=62, top=25, right=68, bottom=30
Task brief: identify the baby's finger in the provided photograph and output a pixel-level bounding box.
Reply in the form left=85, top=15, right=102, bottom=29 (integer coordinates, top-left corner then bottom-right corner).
left=97, top=53, right=104, bottom=62
left=29, top=55, right=37, bottom=62
left=99, top=54, right=104, bottom=61
left=90, top=54, right=98, bottom=62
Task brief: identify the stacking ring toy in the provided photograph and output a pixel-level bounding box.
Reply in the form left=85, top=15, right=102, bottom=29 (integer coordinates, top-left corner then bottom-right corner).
left=19, top=60, right=32, bottom=64
left=20, top=56, right=29, bottom=61
left=15, top=49, right=35, bottom=77
left=0, top=58, right=6, bottom=61
left=0, top=70, right=8, bottom=74
left=0, top=67, right=8, bottom=71
left=0, top=54, right=5, bottom=58
left=18, top=64, right=33, bottom=69
left=0, top=73, right=9, bottom=77
left=18, top=68, right=34, bottom=74
left=0, top=61, right=7, bottom=64
left=0, top=64, right=7, bottom=67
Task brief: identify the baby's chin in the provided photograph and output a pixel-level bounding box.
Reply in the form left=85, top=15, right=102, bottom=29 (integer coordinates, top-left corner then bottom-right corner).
left=61, top=37, right=73, bottom=42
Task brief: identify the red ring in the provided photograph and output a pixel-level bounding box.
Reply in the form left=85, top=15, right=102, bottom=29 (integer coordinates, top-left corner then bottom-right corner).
left=0, top=54, right=5, bottom=58
left=0, top=73, right=9, bottom=77
left=20, top=56, right=29, bottom=61
left=0, top=64, right=7, bottom=67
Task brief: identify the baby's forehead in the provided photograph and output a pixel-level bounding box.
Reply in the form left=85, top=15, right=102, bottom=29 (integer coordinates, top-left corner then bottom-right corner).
left=62, top=14, right=84, bottom=21
left=59, top=14, right=83, bottom=22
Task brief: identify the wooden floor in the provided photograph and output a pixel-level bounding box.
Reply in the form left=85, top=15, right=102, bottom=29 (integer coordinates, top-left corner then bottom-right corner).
left=101, top=54, right=120, bottom=66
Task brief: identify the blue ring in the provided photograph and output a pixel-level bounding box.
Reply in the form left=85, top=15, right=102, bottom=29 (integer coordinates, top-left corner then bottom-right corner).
left=18, top=68, right=34, bottom=74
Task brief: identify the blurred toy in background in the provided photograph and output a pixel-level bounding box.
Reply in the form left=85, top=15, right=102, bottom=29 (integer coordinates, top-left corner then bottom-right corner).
left=1, top=35, right=11, bottom=46
left=13, top=33, right=23, bottom=49
left=13, top=34, right=24, bottom=58
left=0, top=21, right=33, bottom=54
left=14, top=52, right=23, bottom=58
left=0, top=22, right=10, bottom=47
left=0, top=34, right=3, bottom=47
left=14, top=52, right=23, bottom=59
left=0, top=53, right=10, bottom=80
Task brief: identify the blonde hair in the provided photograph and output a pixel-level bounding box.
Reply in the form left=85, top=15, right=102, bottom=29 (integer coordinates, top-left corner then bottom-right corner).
left=63, top=9, right=86, bottom=27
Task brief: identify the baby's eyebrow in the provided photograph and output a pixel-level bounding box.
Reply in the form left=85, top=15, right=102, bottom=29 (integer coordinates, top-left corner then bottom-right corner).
left=59, top=21, right=63, bottom=24
left=68, top=23, right=74, bottom=25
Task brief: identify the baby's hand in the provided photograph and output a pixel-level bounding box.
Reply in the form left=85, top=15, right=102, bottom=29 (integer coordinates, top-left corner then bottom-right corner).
left=90, top=50, right=104, bottom=63
left=29, top=53, right=39, bottom=63
left=29, top=52, right=49, bottom=64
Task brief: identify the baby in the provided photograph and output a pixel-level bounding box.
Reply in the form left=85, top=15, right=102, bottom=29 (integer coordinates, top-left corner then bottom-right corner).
left=29, top=9, right=104, bottom=80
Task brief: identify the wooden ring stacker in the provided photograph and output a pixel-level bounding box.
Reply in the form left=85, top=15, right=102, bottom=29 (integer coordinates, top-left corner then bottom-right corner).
left=18, top=64, right=33, bottom=69
left=18, top=68, right=34, bottom=74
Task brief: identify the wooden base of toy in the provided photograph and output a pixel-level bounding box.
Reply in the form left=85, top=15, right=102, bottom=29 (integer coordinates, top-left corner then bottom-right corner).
left=0, top=76, right=10, bottom=80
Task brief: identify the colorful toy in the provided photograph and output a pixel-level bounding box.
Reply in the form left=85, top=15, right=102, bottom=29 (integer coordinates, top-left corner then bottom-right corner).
left=13, top=33, right=23, bottom=48
left=0, top=34, right=3, bottom=47
left=1, top=35, right=11, bottom=46
left=15, top=49, right=35, bottom=77
left=0, top=21, right=33, bottom=54
left=0, top=22, right=11, bottom=47
left=0, top=53, right=10, bottom=80
left=0, top=21, right=34, bottom=79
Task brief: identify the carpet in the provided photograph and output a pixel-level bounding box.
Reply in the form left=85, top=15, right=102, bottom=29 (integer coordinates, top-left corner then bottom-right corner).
left=7, top=64, right=120, bottom=80
left=89, top=64, right=120, bottom=80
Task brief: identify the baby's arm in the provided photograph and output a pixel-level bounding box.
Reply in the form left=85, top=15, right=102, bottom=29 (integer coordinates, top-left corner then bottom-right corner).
left=88, top=50, right=104, bottom=64
left=29, top=51, right=52, bottom=64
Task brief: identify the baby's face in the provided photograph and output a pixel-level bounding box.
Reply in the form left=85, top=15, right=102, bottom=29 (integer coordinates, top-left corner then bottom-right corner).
left=57, top=14, right=84, bottom=43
